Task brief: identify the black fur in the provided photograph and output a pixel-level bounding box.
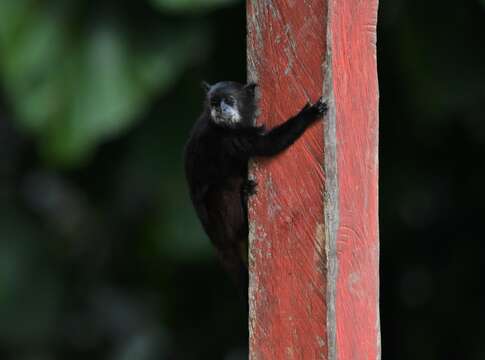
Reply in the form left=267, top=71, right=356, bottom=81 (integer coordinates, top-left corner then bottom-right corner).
left=184, top=81, right=327, bottom=299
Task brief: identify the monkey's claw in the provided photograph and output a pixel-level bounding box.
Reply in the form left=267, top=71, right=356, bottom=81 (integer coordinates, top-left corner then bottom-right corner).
left=314, top=97, right=328, bottom=116
left=242, top=180, right=258, bottom=197
left=301, top=97, right=328, bottom=118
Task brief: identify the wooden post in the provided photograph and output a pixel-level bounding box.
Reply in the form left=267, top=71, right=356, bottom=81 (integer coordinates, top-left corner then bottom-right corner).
left=247, top=0, right=379, bottom=359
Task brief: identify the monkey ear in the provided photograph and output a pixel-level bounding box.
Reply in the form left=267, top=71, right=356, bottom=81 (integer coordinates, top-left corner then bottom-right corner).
left=244, top=82, right=258, bottom=94
left=201, top=81, right=211, bottom=93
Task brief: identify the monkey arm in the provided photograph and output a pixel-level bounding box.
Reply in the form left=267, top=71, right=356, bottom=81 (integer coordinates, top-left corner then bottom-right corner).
left=229, top=98, right=327, bottom=158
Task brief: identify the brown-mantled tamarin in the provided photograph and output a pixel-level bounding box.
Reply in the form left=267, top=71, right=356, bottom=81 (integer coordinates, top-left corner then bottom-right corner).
left=184, top=81, right=327, bottom=300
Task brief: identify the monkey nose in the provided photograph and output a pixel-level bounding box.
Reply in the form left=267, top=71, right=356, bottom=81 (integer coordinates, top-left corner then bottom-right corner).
left=220, top=101, right=230, bottom=111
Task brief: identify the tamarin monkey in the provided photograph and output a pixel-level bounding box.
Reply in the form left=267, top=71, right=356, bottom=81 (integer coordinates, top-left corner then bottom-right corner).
left=184, top=81, right=327, bottom=300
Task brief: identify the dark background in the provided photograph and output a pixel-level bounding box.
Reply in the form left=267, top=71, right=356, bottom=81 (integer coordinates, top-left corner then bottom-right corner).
left=0, top=0, right=484, bottom=359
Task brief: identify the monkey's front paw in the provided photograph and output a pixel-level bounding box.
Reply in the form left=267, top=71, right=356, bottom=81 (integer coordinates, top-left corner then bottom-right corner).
left=305, top=97, right=328, bottom=118
left=314, top=97, right=328, bottom=116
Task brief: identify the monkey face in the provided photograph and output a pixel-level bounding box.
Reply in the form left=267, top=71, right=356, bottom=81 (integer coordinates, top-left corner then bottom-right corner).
left=209, top=95, right=241, bottom=125
left=203, top=81, right=257, bottom=128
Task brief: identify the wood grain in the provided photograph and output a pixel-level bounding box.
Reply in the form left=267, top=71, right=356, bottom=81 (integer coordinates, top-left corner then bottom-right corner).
left=329, top=0, right=380, bottom=358
left=247, top=0, right=379, bottom=358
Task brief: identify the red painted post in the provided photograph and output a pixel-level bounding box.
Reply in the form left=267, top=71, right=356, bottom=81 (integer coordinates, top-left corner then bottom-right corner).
left=247, top=0, right=380, bottom=359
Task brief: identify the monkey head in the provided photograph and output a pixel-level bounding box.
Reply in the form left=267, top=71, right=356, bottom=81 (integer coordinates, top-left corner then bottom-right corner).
left=202, top=81, right=257, bottom=128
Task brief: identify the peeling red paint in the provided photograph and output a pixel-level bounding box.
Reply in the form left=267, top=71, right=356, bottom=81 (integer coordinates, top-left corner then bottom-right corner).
left=247, top=1, right=327, bottom=358
left=247, top=0, right=379, bottom=358
left=330, top=0, right=380, bottom=357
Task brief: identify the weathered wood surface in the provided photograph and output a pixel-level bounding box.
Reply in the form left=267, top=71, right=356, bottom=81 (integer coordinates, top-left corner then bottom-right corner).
left=247, top=0, right=379, bottom=358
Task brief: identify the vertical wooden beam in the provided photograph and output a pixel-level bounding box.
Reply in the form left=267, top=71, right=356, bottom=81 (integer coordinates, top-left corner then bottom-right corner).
left=247, top=0, right=380, bottom=358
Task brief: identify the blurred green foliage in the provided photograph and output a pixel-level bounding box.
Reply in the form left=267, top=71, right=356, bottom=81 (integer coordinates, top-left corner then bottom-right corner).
left=0, top=1, right=247, bottom=359
left=151, top=0, right=238, bottom=13
left=0, top=0, right=211, bottom=166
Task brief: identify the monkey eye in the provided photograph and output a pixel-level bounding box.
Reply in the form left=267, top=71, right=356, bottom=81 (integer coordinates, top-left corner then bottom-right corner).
left=225, top=96, right=236, bottom=106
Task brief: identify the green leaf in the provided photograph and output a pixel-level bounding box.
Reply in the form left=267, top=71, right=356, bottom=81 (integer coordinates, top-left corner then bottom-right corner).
left=0, top=1, right=208, bottom=167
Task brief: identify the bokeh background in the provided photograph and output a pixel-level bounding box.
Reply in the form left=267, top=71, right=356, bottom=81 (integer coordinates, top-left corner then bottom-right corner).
left=0, top=0, right=484, bottom=359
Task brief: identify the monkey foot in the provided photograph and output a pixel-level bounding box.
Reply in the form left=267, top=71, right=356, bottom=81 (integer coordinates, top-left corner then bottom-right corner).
left=242, top=179, right=258, bottom=197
